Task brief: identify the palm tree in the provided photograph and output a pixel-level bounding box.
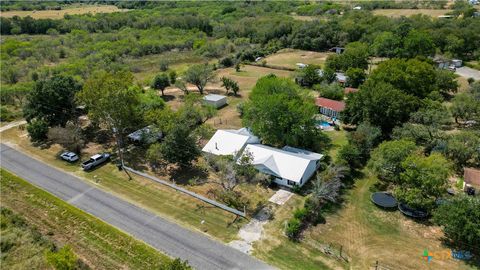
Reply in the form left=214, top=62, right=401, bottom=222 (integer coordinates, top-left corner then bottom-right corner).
left=311, top=165, right=348, bottom=205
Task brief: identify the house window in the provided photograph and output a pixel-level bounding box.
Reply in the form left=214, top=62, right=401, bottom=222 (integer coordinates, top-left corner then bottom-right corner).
left=287, top=180, right=296, bottom=186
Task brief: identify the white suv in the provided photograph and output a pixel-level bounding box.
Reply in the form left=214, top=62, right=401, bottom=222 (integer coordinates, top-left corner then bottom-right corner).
left=60, top=152, right=79, bottom=162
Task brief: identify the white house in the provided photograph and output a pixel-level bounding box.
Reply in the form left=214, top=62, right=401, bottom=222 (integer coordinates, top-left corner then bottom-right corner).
left=241, top=144, right=323, bottom=188
left=202, top=128, right=260, bottom=157
left=203, top=94, right=227, bottom=108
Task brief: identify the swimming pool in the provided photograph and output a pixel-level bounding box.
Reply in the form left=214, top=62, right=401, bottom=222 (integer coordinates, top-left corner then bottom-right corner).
left=316, top=121, right=331, bottom=127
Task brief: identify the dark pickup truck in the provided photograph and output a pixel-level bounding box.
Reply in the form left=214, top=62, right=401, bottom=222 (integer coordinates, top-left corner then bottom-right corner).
left=81, top=153, right=110, bottom=171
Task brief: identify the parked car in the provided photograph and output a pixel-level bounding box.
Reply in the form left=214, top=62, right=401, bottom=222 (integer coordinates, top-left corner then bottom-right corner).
left=81, top=153, right=110, bottom=171
left=60, top=152, right=79, bottom=162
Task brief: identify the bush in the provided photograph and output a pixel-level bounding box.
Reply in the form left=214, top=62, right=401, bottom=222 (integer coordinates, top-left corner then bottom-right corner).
left=219, top=56, right=234, bottom=67
left=293, top=208, right=308, bottom=221
left=45, top=245, right=77, bottom=270
left=285, top=218, right=302, bottom=240
left=315, top=83, right=344, bottom=100
left=27, top=119, right=48, bottom=142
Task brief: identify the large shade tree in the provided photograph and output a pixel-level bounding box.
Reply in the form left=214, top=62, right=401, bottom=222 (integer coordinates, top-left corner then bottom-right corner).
left=76, top=70, right=141, bottom=136
left=396, top=153, right=451, bottom=211
left=433, top=196, right=480, bottom=255
left=242, top=75, right=330, bottom=153
left=24, top=74, right=81, bottom=127
left=183, top=64, right=215, bottom=95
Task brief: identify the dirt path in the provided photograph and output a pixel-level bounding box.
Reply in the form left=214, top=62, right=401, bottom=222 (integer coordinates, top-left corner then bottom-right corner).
left=0, top=120, right=26, bottom=133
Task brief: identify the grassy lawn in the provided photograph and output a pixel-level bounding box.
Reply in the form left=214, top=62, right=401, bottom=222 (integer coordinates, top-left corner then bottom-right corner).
left=2, top=127, right=244, bottom=242
left=254, top=170, right=476, bottom=270
left=263, top=49, right=333, bottom=70
left=372, top=9, right=453, bottom=18
left=0, top=169, right=172, bottom=269
left=0, top=4, right=129, bottom=19
left=326, top=129, right=348, bottom=161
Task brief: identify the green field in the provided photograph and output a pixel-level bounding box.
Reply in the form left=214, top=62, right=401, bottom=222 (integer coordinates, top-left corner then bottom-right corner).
left=0, top=169, right=173, bottom=269
left=253, top=170, right=475, bottom=270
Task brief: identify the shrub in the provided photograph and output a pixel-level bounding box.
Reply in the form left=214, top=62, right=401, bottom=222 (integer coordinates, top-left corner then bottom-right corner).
left=285, top=218, right=302, bottom=240
left=293, top=208, right=308, bottom=221
left=27, top=119, right=48, bottom=142
left=219, top=56, right=234, bottom=67
left=45, top=245, right=77, bottom=270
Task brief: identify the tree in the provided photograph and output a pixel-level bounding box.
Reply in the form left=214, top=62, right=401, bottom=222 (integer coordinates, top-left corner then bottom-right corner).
left=343, top=82, right=420, bottom=136
left=435, top=69, right=458, bottom=98
left=368, top=139, right=418, bottom=186
left=450, top=93, right=480, bottom=124
left=45, top=245, right=77, bottom=270
left=315, top=83, right=344, bottom=100
left=220, top=77, right=240, bottom=96
left=433, top=196, right=480, bottom=254
left=346, top=122, right=382, bottom=164
left=47, top=123, right=84, bottom=153
left=371, top=31, right=401, bottom=58
left=151, top=73, right=170, bottom=96
left=444, top=131, right=480, bottom=172
left=366, top=58, right=438, bottom=99
left=158, top=121, right=200, bottom=167
left=168, top=70, right=177, bottom=84
left=296, top=64, right=322, bottom=87
left=396, top=153, right=451, bottom=211
left=184, top=64, right=215, bottom=94
left=326, top=42, right=369, bottom=71
left=26, top=118, right=48, bottom=142
left=242, top=75, right=330, bottom=152
left=76, top=71, right=141, bottom=137
left=402, top=30, right=435, bottom=58
left=23, top=75, right=80, bottom=127
left=345, top=67, right=365, bottom=88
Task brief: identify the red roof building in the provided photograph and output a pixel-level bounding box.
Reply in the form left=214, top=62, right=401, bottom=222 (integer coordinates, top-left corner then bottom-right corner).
left=315, top=97, right=345, bottom=118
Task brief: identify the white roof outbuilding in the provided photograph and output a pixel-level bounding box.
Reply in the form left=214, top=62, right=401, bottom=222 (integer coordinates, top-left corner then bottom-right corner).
left=203, top=94, right=227, bottom=108
left=202, top=128, right=260, bottom=157
left=241, top=144, right=323, bottom=187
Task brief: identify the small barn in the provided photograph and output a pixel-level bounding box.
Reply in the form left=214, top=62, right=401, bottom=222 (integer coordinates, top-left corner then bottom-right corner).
left=203, top=94, right=227, bottom=108
left=315, top=97, right=345, bottom=119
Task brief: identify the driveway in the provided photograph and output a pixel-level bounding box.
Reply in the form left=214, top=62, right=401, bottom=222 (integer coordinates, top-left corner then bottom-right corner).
left=0, top=120, right=26, bottom=133
left=455, top=66, right=480, bottom=81
left=0, top=144, right=274, bottom=270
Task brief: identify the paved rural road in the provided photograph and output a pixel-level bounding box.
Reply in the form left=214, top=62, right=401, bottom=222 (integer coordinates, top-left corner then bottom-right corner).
left=0, top=144, right=274, bottom=270
left=456, top=66, right=480, bottom=81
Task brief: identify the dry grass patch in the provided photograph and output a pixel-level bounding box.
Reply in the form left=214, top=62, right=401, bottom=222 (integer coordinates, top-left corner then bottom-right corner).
left=1, top=5, right=129, bottom=19
left=263, top=49, right=333, bottom=70
left=373, top=9, right=453, bottom=18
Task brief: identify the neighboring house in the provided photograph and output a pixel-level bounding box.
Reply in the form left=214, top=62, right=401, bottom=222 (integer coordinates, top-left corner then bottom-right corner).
left=127, top=125, right=162, bottom=144
left=344, top=87, right=358, bottom=95
left=451, top=59, right=463, bottom=68
left=464, top=167, right=480, bottom=190
left=335, top=72, right=348, bottom=84
left=203, top=94, right=227, bottom=108
left=315, top=97, right=345, bottom=119
left=202, top=128, right=260, bottom=157
left=241, top=144, right=323, bottom=188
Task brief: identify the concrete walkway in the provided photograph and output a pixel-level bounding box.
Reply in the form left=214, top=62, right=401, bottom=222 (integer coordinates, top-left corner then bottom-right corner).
left=229, top=189, right=293, bottom=254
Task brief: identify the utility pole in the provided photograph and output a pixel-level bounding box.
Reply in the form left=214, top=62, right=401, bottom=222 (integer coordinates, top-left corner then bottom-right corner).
left=113, top=126, right=132, bottom=180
